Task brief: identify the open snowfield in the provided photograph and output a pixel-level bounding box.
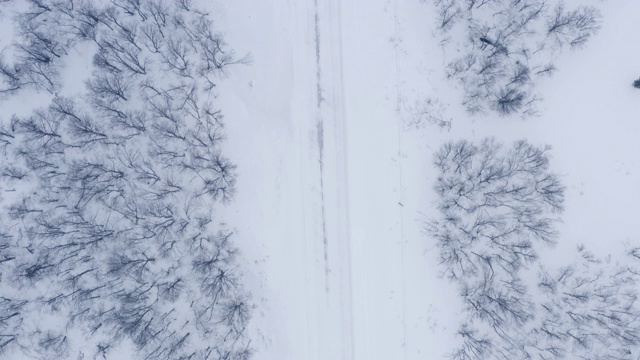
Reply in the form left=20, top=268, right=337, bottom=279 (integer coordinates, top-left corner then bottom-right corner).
left=1, top=0, right=640, bottom=358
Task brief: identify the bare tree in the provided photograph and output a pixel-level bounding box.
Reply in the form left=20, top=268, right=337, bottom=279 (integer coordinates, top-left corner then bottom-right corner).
left=11, top=4, right=75, bottom=93
left=435, top=0, right=462, bottom=31
left=546, top=4, right=601, bottom=48
left=32, top=330, right=69, bottom=359
left=0, top=53, right=22, bottom=98
left=0, top=297, right=25, bottom=356
left=492, top=87, right=526, bottom=115
left=451, top=324, right=493, bottom=360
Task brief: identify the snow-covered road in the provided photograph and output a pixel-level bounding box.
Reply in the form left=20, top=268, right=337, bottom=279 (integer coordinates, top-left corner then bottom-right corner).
left=215, top=0, right=460, bottom=359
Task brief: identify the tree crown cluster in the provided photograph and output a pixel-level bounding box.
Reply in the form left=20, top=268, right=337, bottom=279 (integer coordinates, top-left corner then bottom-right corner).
left=0, top=1, right=251, bottom=359
left=435, top=0, right=601, bottom=116
left=430, top=139, right=640, bottom=359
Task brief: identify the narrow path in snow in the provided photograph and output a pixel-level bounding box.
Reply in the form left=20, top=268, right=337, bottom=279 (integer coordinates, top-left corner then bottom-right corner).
left=392, top=0, right=409, bottom=358
left=313, top=0, right=355, bottom=358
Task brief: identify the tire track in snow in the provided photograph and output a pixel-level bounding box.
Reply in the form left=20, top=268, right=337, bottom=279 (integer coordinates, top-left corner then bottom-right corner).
left=314, top=0, right=323, bottom=108
left=313, top=0, right=331, bottom=295
left=329, top=3, right=355, bottom=357
left=314, top=0, right=355, bottom=357
left=392, top=0, right=409, bottom=358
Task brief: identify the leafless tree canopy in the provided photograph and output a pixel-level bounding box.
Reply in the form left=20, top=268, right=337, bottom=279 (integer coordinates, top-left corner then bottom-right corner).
left=0, top=1, right=251, bottom=359
left=429, top=138, right=564, bottom=358
left=534, top=246, right=640, bottom=359
left=434, top=0, right=601, bottom=116
left=430, top=139, right=640, bottom=359
left=430, top=138, right=564, bottom=281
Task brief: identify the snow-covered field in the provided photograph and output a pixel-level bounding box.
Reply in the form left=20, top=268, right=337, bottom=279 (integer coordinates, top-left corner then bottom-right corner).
left=2, top=0, right=640, bottom=358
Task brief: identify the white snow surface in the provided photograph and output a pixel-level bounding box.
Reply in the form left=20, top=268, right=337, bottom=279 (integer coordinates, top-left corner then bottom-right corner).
left=1, top=0, right=639, bottom=358
left=211, top=0, right=640, bottom=359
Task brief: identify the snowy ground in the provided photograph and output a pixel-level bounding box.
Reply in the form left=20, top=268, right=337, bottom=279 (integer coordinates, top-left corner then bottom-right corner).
left=199, top=0, right=639, bottom=359
left=2, top=0, right=638, bottom=359
left=0, top=0, right=638, bottom=358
